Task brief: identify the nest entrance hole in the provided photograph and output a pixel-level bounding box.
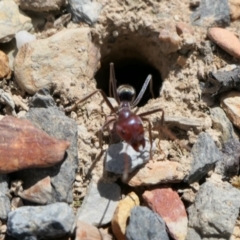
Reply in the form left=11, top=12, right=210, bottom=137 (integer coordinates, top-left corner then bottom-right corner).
left=95, top=54, right=162, bottom=107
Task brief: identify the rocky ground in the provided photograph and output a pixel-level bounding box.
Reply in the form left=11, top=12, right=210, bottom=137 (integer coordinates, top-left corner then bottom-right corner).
left=1, top=0, right=240, bottom=239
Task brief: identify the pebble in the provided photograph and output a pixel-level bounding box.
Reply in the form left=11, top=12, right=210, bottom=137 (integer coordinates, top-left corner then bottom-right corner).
left=14, top=28, right=100, bottom=98
left=0, top=0, right=32, bottom=43
left=17, top=176, right=53, bottom=204
left=180, top=33, right=196, bottom=54
left=205, top=66, right=240, bottom=95
left=29, top=88, right=56, bottom=108
left=158, top=25, right=182, bottom=54
left=111, top=192, right=140, bottom=240
left=7, top=202, right=74, bottom=240
left=176, top=22, right=194, bottom=36
left=188, top=179, right=240, bottom=239
left=18, top=0, right=65, bottom=12
left=210, top=106, right=235, bottom=143
left=105, top=140, right=152, bottom=175
left=221, top=91, right=240, bottom=129
left=0, top=116, right=70, bottom=173
left=0, top=51, right=11, bottom=79
left=143, top=187, right=188, bottom=240
left=69, top=0, right=102, bottom=25
left=191, top=0, right=230, bottom=26
left=15, top=30, right=36, bottom=50
left=177, top=56, right=188, bottom=67
left=229, top=0, right=240, bottom=20
left=77, top=180, right=121, bottom=226
left=0, top=174, right=10, bottom=220
left=185, top=132, right=223, bottom=184
left=208, top=27, right=240, bottom=59
left=126, top=206, right=169, bottom=240
left=215, top=138, right=240, bottom=178
left=23, top=91, right=78, bottom=203
left=75, top=220, right=112, bottom=240
left=126, top=161, right=184, bottom=187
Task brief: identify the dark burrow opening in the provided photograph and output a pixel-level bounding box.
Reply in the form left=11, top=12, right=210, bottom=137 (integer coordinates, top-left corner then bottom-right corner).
left=95, top=57, right=162, bottom=107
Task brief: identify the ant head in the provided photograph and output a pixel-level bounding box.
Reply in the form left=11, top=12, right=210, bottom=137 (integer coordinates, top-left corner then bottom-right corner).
left=117, top=85, right=136, bottom=104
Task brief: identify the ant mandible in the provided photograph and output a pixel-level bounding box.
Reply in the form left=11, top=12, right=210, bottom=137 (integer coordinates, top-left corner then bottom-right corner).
left=77, top=63, right=165, bottom=177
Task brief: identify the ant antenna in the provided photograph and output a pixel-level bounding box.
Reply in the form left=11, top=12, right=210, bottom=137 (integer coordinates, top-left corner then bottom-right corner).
left=109, top=63, right=120, bottom=104
left=132, top=74, right=153, bottom=108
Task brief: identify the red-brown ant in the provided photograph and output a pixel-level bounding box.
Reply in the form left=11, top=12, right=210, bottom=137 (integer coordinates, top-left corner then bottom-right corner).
left=77, top=63, right=165, bottom=178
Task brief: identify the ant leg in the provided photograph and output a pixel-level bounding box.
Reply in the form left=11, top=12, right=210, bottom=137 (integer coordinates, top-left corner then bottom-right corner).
left=86, top=117, right=117, bottom=178
left=122, top=144, right=130, bottom=182
left=138, top=108, right=164, bottom=123
left=141, top=117, right=153, bottom=159
left=99, top=117, right=117, bottom=150
left=140, top=108, right=166, bottom=156
left=76, top=89, right=116, bottom=113
left=140, top=108, right=190, bottom=151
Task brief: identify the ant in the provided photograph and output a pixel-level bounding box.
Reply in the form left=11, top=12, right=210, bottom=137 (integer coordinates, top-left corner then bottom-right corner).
left=77, top=63, right=165, bottom=179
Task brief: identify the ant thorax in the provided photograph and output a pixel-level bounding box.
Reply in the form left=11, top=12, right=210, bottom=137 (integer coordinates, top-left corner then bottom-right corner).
left=117, top=85, right=136, bottom=104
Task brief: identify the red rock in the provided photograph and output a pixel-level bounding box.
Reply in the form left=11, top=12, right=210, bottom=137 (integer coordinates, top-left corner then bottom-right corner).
left=0, top=116, right=70, bottom=173
left=126, top=161, right=184, bottom=187
left=176, top=22, right=194, bottom=36
left=18, top=176, right=52, bottom=204
left=143, top=187, right=188, bottom=240
left=76, top=220, right=112, bottom=240
left=158, top=25, right=182, bottom=54
left=208, top=28, right=240, bottom=59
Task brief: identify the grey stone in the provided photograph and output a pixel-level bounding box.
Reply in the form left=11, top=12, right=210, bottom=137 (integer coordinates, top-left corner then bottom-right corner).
left=77, top=180, right=121, bottom=226
left=15, top=96, right=78, bottom=203
left=68, top=0, right=102, bottom=25
left=0, top=0, right=32, bottom=43
left=126, top=206, right=169, bottom=240
left=105, top=140, right=152, bottom=174
left=0, top=174, right=10, bottom=220
left=210, top=107, right=235, bottom=143
left=7, top=202, right=74, bottom=240
left=188, top=180, right=240, bottom=239
left=191, top=0, right=230, bottom=27
left=186, top=228, right=201, bottom=240
left=29, top=88, right=56, bottom=108
left=205, top=67, right=240, bottom=96
left=215, top=138, right=240, bottom=179
left=185, top=132, right=223, bottom=183
left=197, top=40, right=214, bottom=65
